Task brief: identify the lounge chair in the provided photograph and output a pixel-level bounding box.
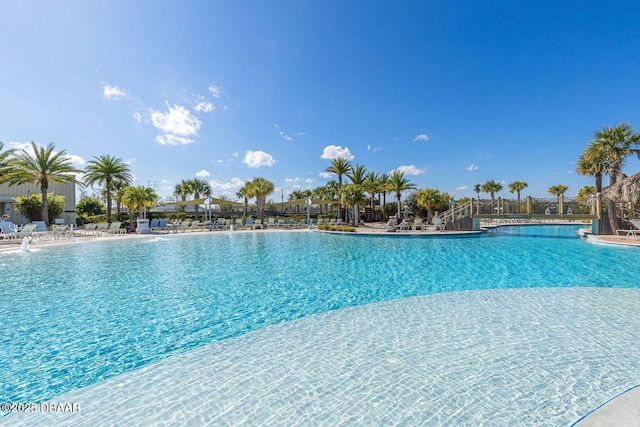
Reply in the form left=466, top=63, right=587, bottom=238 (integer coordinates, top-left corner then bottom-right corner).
left=413, top=218, right=424, bottom=231
left=95, top=222, right=109, bottom=236
left=201, top=220, right=214, bottom=231
left=81, top=223, right=98, bottom=236
left=398, top=218, right=412, bottom=230
left=188, top=220, right=201, bottom=231
left=50, top=225, right=70, bottom=240
left=267, top=217, right=276, bottom=228
left=106, top=222, right=126, bottom=235
left=151, top=218, right=168, bottom=233
left=254, top=219, right=263, bottom=230
left=8, top=223, right=38, bottom=243
left=382, top=217, right=397, bottom=232
left=616, top=219, right=640, bottom=240
left=245, top=217, right=254, bottom=230
left=234, top=218, right=244, bottom=230
left=431, top=217, right=445, bottom=232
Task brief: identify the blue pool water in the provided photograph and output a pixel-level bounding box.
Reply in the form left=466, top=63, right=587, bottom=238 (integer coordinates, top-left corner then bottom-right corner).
left=1, top=225, right=639, bottom=420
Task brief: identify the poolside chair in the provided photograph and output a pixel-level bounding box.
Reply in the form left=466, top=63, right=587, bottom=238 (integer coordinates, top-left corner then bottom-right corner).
left=188, top=220, right=201, bottom=231
left=95, top=222, right=109, bottom=236
left=398, top=218, right=412, bottom=230
left=616, top=219, right=640, bottom=240
left=201, top=220, right=214, bottom=231
left=413, top=218, right=424, bottom=231
left=431, top=217, right=445, bottom=232
left=235, top=218, right=245, bottom=230
left=267, top=217, right=276, bottom=228
left=80, top=223, right=98, bottom=236
left=245, top=217, right=254, bottom=230
left=9, top=223, right=38, bottom=243
left=382, top=217, right=397, bottom=232
left=254, top=219, right=263, bottom=230
left=106, top=222, right=126, bottom=235
left=50, top=224, right=70, bottom=240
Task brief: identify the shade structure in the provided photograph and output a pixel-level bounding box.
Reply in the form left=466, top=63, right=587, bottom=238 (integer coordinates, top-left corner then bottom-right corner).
left=166, top=197, right=243, bottom=206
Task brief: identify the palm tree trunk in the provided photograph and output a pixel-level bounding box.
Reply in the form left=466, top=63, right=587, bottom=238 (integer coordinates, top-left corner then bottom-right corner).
left=41, top=185, right=49, bottom=226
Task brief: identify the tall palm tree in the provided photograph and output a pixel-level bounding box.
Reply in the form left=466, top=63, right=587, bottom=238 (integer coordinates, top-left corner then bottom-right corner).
left=588, top=123, right=640, bottom=231
left=245, top=177, right=274, bottom=221
left=473, top=183, right=482, bottom=214
left=189, top=178, right=211, bottom=219
left=122, top=186, right=158, bottom=231
left=363, top=171, right=380, bottom=221
left=548, top=185, right=569, bottom=214
left=173, top=179, right=192, bottom=202
left=346, top=164, right=367, bottom=223
left=236, top=184, right=250, bottom=216
left=112, top=180, right=128, bottom=215
left=508, top=181, right=528, bottom=214
left=0, top=142, right=16, bottom=182
left=83, top=154, right=133, bottom=223
left=377, top=172, right=391, bottom=220
left=388, top=170, right=416, bottom=218
left=481, top=180, right=503, bottom=214
left=576, top=142, right=607, bottom=194
left=5, top=142, right=82, bottom=225
left=341, top=184, right=366, bottom=225
left=325, top=156, right=352, bottom=221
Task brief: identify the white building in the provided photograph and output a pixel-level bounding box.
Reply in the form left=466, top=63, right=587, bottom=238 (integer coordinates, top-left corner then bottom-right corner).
left=0, top=182, right=77, bottom=225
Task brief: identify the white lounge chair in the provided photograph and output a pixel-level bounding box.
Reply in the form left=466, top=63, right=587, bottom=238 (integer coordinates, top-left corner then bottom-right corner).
left=616, top=219, right=640, bottom=240
left=431, top=217, right=444, bottom=232
left=413, top=218, right=424, bottom=231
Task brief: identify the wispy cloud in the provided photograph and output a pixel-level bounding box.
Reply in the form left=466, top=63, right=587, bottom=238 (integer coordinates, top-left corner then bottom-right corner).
left=209, top=177, right=244, bottom=191
left=366, top=144, right=382, bottom=152
left=320, top=145, right=354, bottom=160
left=195, top=169, right=210, bottom=177
left=413, top=134, right=429, bottom=142
left=194, top=101, right=214, bottom=113
left=243, top=150, right=276, bottom=168
left=284, top=177, right=299, bottom=183
left=466, top=164, right=478, bottom=171
left=132, top=112, right=142, bottom=123
left=103, top=85, right=126, bottom=99
left=319, top=172, right=332, bottom=179
left=280, top=131, right=293, bottom=141
left=209, top=85, right=223, bottom=98
left=155, top=135, right=195, bottom=145
left=393, top=165, right=426, bottom=176
left=455, top=185, right=468, bottom=191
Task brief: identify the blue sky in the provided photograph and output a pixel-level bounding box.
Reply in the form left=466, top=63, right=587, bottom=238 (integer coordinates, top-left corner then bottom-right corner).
left=1, top=1, right=639, bottom=201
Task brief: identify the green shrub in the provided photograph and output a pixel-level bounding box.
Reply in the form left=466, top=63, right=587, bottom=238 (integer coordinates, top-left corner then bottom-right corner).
left=13, top=191, right=65, bottom=223
left=316, top=224, right=356, bottom=232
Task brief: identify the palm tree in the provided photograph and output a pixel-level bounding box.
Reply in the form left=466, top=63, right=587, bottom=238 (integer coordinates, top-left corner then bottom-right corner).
left=377, top=173, right=391, bottom=220
left=473, top=183, right=482, bottom=214
left=415, top=188, right=443, bottom=221
left=245, top=177, right=274, bottom=221
left=576, top=142, right=607, bottom=194
left=236, top=184, right=250, bottom=217
left=189, top=178, right=211, bottom=219
left=346, top=164, right=367, bottom=223
left=5, top=142, right=82, bottom=225
left=0, top=142, right=16, bottom=182
left=508, top=181, right=528, bottom=214
left=363, top=171, right=380, bottom=221
left=548, top=185, right=569, bottom=214
left=481, top=180, right=503, bottom=214
left=122, top=186, right=158, bottom=231
left=388, top=170, right=416, bottom=218
left=83, top=154, right=133, bottom=223
left=341, top=184, right=366, bottom=225
left=173, top=179, right=192, bottom=202
left=325, top=156, right=352, bottom=221
left=112, top=180, right=128, bottom=215
left=588, top=123, right=640, bottom=231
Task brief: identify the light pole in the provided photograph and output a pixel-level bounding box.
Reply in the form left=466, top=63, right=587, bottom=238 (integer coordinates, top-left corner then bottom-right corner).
left=277, top=187, right=289, bottom=214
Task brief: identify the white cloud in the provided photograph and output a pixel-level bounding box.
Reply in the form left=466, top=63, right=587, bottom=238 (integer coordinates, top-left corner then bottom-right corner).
left=280, top=131, right=293, bottom=141
left=393, top=165, right=426, bottom=176
left=194, top=101, right=214, bottom=113
left=455, top=185, right=468, bottom=191
left=209, top=85, right=223, bottom=98
left=195, top=169, right=210, bottom=177
left=413, top=134, right=429, bottom=142
left=319, top=172, right=332, bottom=179
left=151, top=103, right=201, bottom=136
left=125, top=158, right=136, bottom=165
left=366, top=144, right=381, bottom=152
left=273, top=122, right=280, bottom=129
left=209, top=177, right=244, bottom=190
left=9, top=142, right=85, bottom=166
left=232, top=152, right=239, bottom=158
left=320, top=145, right=354, bottom=160
left=65, top=154, right=87, bottom=167
left=466, top=164, right=478, bottom=171
left=103, top=85, right=126, bottom=99
left=284, top=177, right=299, bottom=183
left=243, top=150, right=276, bottom=168
left=155, top=135, right=195, bottom=145
left=132, top=112, right=142, bottom=123
left=305, top=178, right=314, bottom=183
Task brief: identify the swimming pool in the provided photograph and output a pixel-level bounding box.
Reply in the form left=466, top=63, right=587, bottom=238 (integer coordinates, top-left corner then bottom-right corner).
left=2, top=225, right=640, bottom=424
